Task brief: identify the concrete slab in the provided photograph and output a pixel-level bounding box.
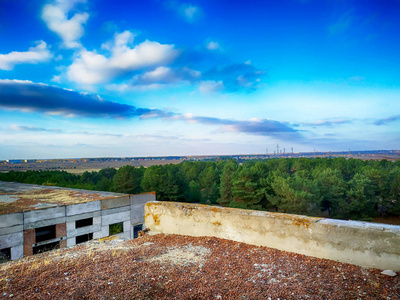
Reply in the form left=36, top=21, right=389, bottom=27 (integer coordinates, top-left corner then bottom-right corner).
left=67, top=224, right=101, bottom=237
left=101, top=206, right=130, bottom=216
left=101, top=211, right=130, bottom=226
left=66, top=211, right=101, bottom=222
left=66, top=201, right=101, bottom=216
left=24, top=206, right=65, bottom=224
left=24, top=217, right=66, bottom=230
left=0, top=225, right=23, bottom=236
left=0, top=232, right=23, bottom=249
left=101, top=196, right=130, bottom=210
left=131, top=193, right=155, bottom=205
left=0, top=213, right=23, bottom=228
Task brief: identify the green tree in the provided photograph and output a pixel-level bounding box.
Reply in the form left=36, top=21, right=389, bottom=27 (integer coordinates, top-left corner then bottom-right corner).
left=313, top=167, right=346, bottom=217
left=270, top=171, right=322, bottom=215
left=338, top=173, right=378, bottom=220
left=218, top=159, right=238, bottom=206
left=141, top=164, right=186, bottom=201
left=230, top=162, right=270, bottom=210
left=112, top=165, right=144, bottom=194
left=198, top=163, right=221, bottom=204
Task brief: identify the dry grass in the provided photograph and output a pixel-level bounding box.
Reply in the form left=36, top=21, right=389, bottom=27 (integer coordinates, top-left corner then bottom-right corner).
left=1, top=234, right=399, bottom=299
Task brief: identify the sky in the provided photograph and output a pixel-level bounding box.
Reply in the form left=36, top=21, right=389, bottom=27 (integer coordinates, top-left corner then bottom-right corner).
left=0, top=0, right=399, bottom=160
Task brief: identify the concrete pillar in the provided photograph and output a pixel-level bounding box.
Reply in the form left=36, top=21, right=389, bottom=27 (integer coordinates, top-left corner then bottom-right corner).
left=11, top=245, right=23, bottom=260
left=101, top=226, right=109, bottom=238
left=67, top=238, right=76, bottom=248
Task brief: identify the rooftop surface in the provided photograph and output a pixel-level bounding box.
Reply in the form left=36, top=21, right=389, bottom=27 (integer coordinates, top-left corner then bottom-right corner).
left=1, top=233, right=398, bottom=299
left=0, top=181, right=125, bottom=215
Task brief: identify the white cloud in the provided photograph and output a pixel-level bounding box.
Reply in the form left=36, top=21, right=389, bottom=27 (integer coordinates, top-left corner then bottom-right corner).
left=141, top=66, right=174, bottom=82
left=51, top=75, right=61, bottom=83
left=41, top=0, right=89, bottom=48
left=183, top=5, right=199, bottom=22
left=67, top=31, right=179, bottom=85
left=106, top=66, right=200, bottom=92
left=206, top=41, right=221, bottom=51
left=0, top=41, right=52, bottom=70
left=166, top=1, right=202, bottom=23
left=199, top=80, right=223, bottom=94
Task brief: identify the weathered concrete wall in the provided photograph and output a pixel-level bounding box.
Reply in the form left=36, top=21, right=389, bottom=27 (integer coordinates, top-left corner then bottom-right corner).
left=130, top=192, right=156, bottom=228
left=0, top=213, right=24, bottom=260
left=145, top=201, right=400, bottom=271
left=1, top=188, right=154, bottom=261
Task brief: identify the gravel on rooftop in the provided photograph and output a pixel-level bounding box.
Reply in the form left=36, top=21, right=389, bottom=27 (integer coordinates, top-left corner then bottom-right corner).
left=1, top=233, right=399, bottom=299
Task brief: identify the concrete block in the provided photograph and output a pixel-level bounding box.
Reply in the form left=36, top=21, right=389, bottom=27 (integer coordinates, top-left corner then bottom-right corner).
left=101, top=196, right=130, bottom=210
left=66, top=211, right=100, bottom=222
left=131, top=193, right=155, bottom=205
left=101, top=226, right=109, bottom=238
left=67, top=224, right=101, bottom=237
left=11, top=245, right=23, bottom=260
left=0, top=225, right=23, bottom=236
left=0, top=232, right=23, bottom=249
left=66, top=201, right=100, bottom=216
left=67, top=221, right=75, bottom=232
left=101, top=206, right=130, bottom=216
left=24, top=206, right=65, bottom=224
left=24, top=217, right=66, bottom=230
left=123, top=220, right=131, bottom=239
left=67, top=238, right=76, bottom=248
left=102, top=211, right=130, bottom=226
left=131, top=203, right=145, bottom=221
left=93, top=231, right=102, bottom=239
left=0, top=213, right=23, bottom=228
left=93, top=216, right=101, bottom=225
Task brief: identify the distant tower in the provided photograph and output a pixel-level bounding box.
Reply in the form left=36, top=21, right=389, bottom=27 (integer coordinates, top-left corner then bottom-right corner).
left=283, top=148, right=286, bottom=154
left=291, top=147, right=294, bottom=154
left=277, top=144, right=279, bottom=155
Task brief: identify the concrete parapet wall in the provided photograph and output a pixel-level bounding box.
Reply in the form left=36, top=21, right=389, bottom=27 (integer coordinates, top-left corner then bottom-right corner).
left=145, top=201, right=400, bottom=271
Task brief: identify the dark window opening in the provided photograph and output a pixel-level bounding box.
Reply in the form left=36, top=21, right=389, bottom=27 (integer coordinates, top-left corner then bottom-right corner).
left=76, top=233, right=93, bottom=244
left=76, top=217, right=93, bottom=228
left=133, top=224, right=143, bottom=238
left=109, top=222, right=123, bottom=236
left=33, top=241, right=60, bottom=255
left=35, top=225, right=56, bottom=243
left=0, top=248, right=11, bottom=263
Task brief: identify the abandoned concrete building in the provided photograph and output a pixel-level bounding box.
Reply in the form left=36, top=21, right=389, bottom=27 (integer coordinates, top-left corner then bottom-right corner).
left=0, top=181, right=154, bottom=262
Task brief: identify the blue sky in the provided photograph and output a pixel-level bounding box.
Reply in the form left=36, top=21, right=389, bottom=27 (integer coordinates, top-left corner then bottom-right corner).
left=0, top=0, right=399, bottom=160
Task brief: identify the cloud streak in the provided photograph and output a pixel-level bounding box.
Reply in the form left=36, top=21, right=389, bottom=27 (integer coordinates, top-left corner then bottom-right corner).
left=373, top=115, right=400, bottom=126
left=0, top=79, right=166, bottom=119
left=10, top=125, right=61, bottom=133
left=302, top=119, right=354, bottom=127
left=0, top=80, right=302, bottom=140
left=0, top=41, right=52, bottom=70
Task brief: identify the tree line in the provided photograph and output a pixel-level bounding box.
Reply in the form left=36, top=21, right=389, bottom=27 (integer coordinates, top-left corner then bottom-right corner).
left=1, top=157, right=399, bottom=221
